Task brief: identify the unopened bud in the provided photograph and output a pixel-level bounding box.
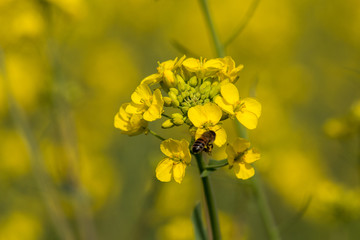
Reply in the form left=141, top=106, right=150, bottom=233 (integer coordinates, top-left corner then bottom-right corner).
left=169, top=88, right=179, bottom=95
left=189, top=76, right=198, bottom=87
left=172, top=99, right=180, bottom=107
left=163, top=97, right=172, bottom=106
left=162, top=119, right=174, bottom=128
left=171, top=113, right=184, bottom=125
left=168, top=91, right=178, bottom=102
left=177, top=75, right=187, bottom=91
left=209, top=85, right=220, bottom=98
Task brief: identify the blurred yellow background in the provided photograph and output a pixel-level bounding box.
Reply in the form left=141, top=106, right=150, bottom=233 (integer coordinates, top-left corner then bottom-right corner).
left=1, top=0, right=360, bottom=239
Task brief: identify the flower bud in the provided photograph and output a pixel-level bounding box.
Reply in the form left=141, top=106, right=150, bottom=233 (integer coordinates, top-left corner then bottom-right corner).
left=177, top=95, right=183, bottom=103
left=168, top=91, right=178, bottom=102
left=209, top=85, right=220, bottom=98
left=189, top=76, right=198, bottom=87
left=163, top=97, right=172, bottom=106
left=163, top=70, right=177, bottom=88
left=172, top=99, right=180, bottom=107
left=171, top=113, right=184, bottom=125
left=180, top=106, right=189, bottom=112
left=162, top=119, right=174, bottom=128
left=177, top=75, right=187, bottom=91
left=199, top=80, right=211, bottom=94
left=169, top=88, right=179, bottom=95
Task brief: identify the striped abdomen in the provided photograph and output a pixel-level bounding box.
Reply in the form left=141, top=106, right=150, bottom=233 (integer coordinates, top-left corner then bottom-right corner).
left=192, top=131, right=216, bottom=154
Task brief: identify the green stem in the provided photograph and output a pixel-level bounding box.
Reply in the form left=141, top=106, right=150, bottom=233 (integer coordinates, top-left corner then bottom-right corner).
left=147, top=129, right=166, bottom=141
left=235, top=123, right=281, bottom=240
left=198, top=0, right=225, bottom=58
left=251, top=172, right=281, bottom=240
left=194, top=153, right=221, bottom=240
left=223, top=0, right=261, bottom=47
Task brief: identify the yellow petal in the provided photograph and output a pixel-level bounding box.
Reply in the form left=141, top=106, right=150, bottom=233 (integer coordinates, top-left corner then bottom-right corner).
left=141, top=73, right=161, bottom=85
left=182, top=58, right=200, bottom=72
left=126, top=102, right=145, bottom=115
left=203, top=103, right=222, bottom=125
left=243, top=149, right=260, bottom=164
left=234, top=162, right=255, bottom=180
left=156, top=158, right=173, bottom=182
left=114, top=111, right=128, bottom=130
left=241, top=98, right=261, bottom=118
left=163, top=70, right=177, bottom=88
left=131, top=84, right=152, bottom=104
left=236, top=111, right=258, bottom=130
left=232, top=138, right=250, bottom=153
left=143, top=89, right=163, bottom=121
left=209, top=125, right=227, bottom=147
left=179, top=139, right=191, bottom=164
left=214, top=96, right=235, bottom=115
left=160, top=138, right=183, bottom=158
left=226, top=144, right=236, bottom=166
left=220, top=83, right=239, bottom=105
left=188, top=105, right=207, bottom=127
left=173, top=163, right=186, bottom=183
left=211, top=144, right=227, bottom=160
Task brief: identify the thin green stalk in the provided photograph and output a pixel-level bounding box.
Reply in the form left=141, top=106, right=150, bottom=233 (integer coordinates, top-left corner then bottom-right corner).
left=251, top=172, right=281, bottom=240
left=236, top=124, right=281, bottom=240
left=194, top=153, right=221, bottom=240
left=148, top=129, right=166, bottom=141
left=198, top=0, right=225, bottom=58
left=223, top=0, right=261, bottom=47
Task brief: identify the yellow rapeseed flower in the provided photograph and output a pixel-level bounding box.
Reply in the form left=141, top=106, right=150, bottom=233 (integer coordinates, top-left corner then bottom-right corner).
left=226, top=138, right=260, bottom=180
left=188, top=103, right=227, bottom=147
left=141, top=56, right=186, bottom=88
left=156, top=138, right=191, bottom=184
left=126, top=84, right=164, bottom=121
left=114, top=103, right=147, bottom=136
left=218, top=56, right=244, bottom=83
left=214, top=82, right=261, bottom=129
left=182, top=57, right=224, bottom=79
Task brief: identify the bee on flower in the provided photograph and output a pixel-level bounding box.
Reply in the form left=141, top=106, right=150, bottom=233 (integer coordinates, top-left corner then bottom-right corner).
left=114, top=55, right=262, bottom=183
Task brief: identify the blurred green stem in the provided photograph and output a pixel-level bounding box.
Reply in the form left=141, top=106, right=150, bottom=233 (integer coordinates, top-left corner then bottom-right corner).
left=148, top=129, right=166, bottom=141
left=236, top=124, right=281, bottom=240
left=223, top=0, right=261, bottom=47
left=198, top=0, right=225, bottom=58
left=194, top=153, right=221, bottom=240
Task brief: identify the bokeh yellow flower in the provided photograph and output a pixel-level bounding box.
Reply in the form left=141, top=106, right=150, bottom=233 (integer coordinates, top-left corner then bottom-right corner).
left=156, top=138, right=191, bottom=184
left=182, top=57, right=224, bottom=78
left=218, top=56, right=244, bottom=83
left=188, top=102, right=227, bottom=147
left=214, top=82, right=261, bottom=129
left=226, top=138, right=260, bottom=180
left=114, top=103, right=147, bottom=136
left=125, top=84, right=164, bottom=121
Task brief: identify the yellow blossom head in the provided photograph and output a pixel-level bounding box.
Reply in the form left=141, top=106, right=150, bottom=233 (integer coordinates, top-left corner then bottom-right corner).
left=125, top=84, right=164, bottom=122
left=182, top=57, right=224, bottom=79
left=218, top=56, right=244, bottom=83
left=188, top=103, right=227, bottom=147
left=226, top=138, right=260, bottom=180
left=114, top=103, right=147, bottom=136
left=156, top=138, right=191, bottom=184
left=214, top=82, right=261, bottom=129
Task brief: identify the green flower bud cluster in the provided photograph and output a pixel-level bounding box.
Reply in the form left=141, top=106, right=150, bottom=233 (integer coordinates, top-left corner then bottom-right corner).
left=166, top=74, right=221, bottom=114
left=161, top=113, right=186, bottom=128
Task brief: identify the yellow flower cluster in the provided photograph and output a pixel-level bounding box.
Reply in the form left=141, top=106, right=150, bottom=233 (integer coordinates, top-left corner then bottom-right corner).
left=114, top=56, right=261, bottom=183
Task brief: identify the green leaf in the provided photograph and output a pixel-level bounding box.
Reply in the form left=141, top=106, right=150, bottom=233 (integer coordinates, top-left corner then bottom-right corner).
left=191, top=203, right=207, bottom=240
left=200, top=169, right=215, bottom=178
left=206, top=159, right=228, bottom=169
